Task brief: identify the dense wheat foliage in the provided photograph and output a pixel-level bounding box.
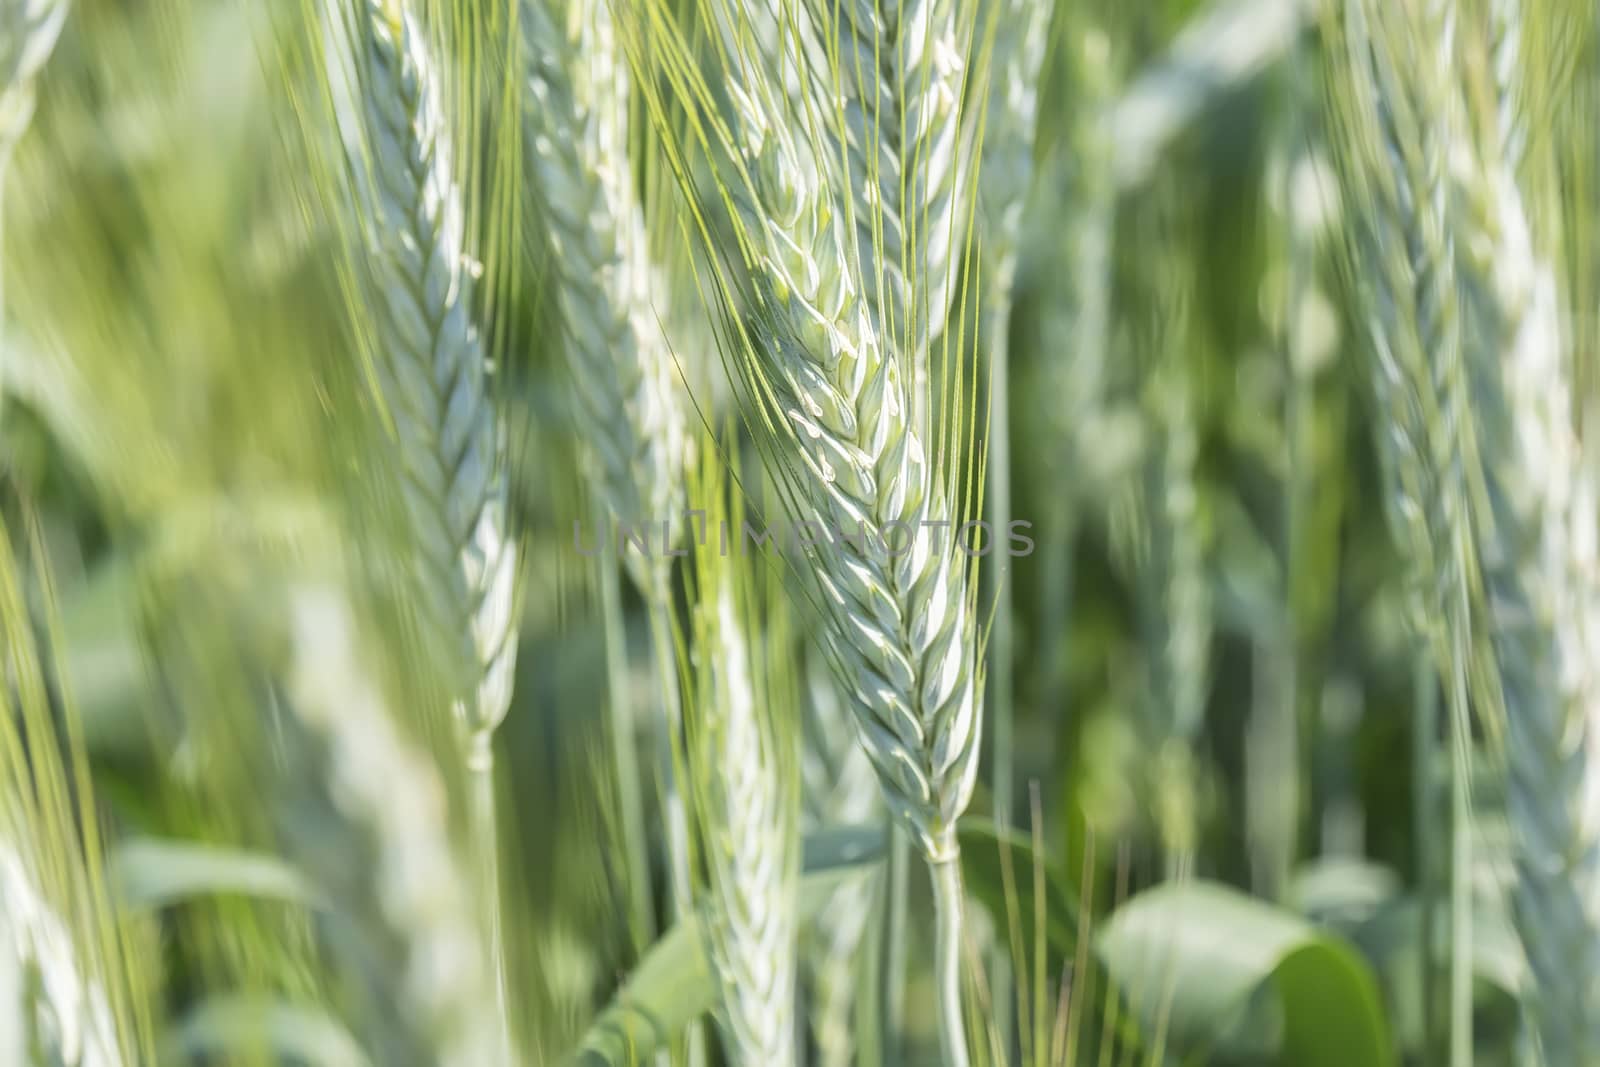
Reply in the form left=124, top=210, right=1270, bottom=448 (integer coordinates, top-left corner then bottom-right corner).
left=14, top=0, right=1600, bottom=1065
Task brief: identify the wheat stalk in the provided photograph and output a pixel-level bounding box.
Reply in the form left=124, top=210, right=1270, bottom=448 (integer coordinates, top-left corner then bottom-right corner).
left=280, top=583, right=501, bottom=1067
left=688, top=524, right=801, bottom=1067
left=976, top=0, right=1048, bottom=834
left=338, top=3, right=517, bottom=1056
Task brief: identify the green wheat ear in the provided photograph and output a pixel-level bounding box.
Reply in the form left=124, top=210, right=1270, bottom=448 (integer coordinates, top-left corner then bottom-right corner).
left=618, top=2, right=990, bottom=1061
left=685, top=444, right=802, bottom=1067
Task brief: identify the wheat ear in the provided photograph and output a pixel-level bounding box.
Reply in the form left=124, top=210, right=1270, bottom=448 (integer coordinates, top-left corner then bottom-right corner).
left=1330, top=2, right=1480, bottom=1057
left=520, top=0, right=684, bottom=586
left=688, top=507, right=801, bottom=1067
left=342, top=3, right=517, bottom=1055
left=689, top=4, right=984, bottom=1062
left=519, top=0, right=696, bottom=963
left=279, top=584, right=500, bottom=1067
left=0, top=843, right=125, bottom=1066
left=1036, top=25, right=1115, bottom=721
left=1329, top=0, right=1477, bottom=728
left=1452, top=0, right=1600, bottom=1055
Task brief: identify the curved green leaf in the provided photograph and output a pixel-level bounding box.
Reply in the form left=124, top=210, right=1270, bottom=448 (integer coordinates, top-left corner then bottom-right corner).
left=114, top=838, right=320, bottom=911
left=1097, top=880, right=1395, bottom=1067
left=166, top=996, right=368, bottom=1066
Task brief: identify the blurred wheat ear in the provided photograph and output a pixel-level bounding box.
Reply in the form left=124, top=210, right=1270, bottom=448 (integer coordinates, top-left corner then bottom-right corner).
left=519, top=0, right=695, bottom=958
left=1449, top=0, right=1600, bottom=1057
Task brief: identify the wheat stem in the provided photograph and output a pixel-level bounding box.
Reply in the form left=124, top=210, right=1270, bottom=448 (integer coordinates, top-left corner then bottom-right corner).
left=599, top=542, right=656, bottom=952
left=646, top=594, right=693, bottom=923
left=930, top=856, right=971, bottom=1067
left=466, top=733, right=512, bottom=1067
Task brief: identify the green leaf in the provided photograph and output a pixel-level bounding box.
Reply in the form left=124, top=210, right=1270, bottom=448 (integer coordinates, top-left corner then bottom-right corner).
left=114, top=838, right=320, bottom=911
left=1097, top=880, right=1396, bottom=1067
left=165, top=996, right=368, bottom=1066
left=573, top=824, right=885, bottom=1066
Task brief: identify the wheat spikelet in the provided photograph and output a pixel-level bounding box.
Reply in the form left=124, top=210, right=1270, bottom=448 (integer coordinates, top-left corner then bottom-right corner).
left=345, top=0, right=517, bottom=744
left=1329, top=0, right=1475, bottom=683
left=831, top=0, right=971, bottom=369
left=520, top=0, right=685, bottom=595
left=279, top=584, right=501, bottom=1067
left=800, top=657, right=880, bottom=1067
left=1452, top=1, right=1600, bottom=1054
left=688, top=541, right=800, bottom=1067
left=0, top=0, right=67, bottom=157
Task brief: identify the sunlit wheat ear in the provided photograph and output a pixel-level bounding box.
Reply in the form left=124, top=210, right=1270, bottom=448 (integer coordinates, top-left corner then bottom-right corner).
left=623, top=2, right=985, bottom=1059
left=279, top=584, right=500, bottom=1067
left=823, top=0, right=975, bottom=426
left=800, top=656, right=881, bottom=1067
left=0, top=0, right=67, bottom=156
left=345, top=1, right=516, bottom=743
left=520, top=0, right=685, bottom=595
left=1452, top=1, right=1600, bottom=1055
left=688, top=495, right=801, bottom=1067
left=1326, top=0, right=1475, bottom=683
left=700, top=0, right=983, bottom=882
